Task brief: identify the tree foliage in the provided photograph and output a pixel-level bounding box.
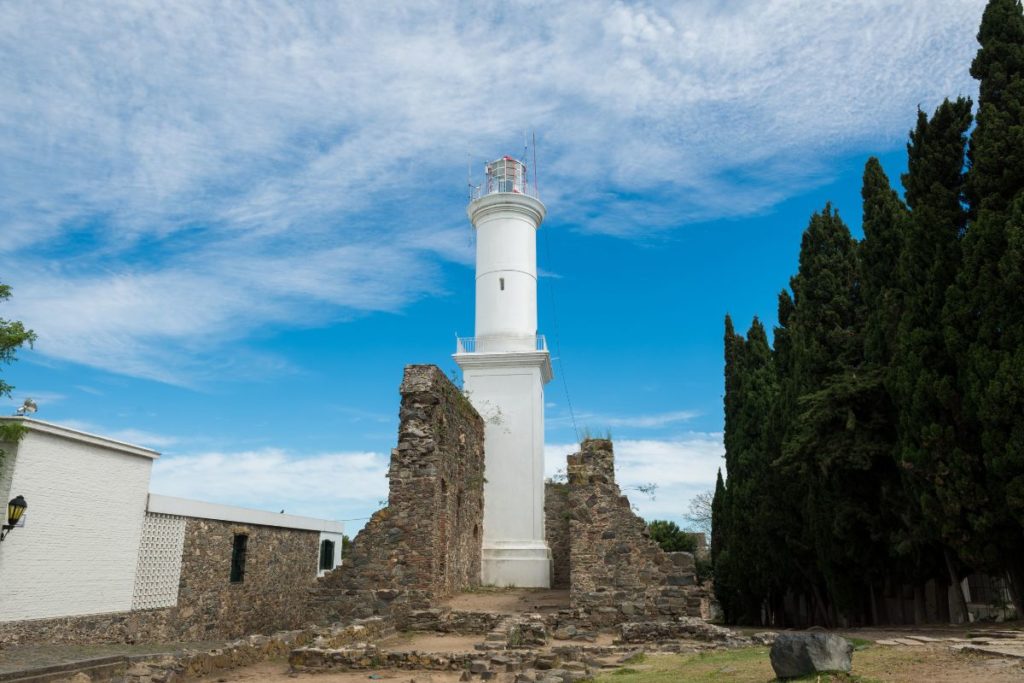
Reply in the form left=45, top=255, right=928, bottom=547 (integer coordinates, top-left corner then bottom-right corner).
left=0, top=283, right=36, bottom=471
left=0, top=284, right=35, bottom=400
left=647, top=519, right=698, bottom=553
left=684, top=490, right=713, bottom=536
left=712, top=0, right=1024, bottom=625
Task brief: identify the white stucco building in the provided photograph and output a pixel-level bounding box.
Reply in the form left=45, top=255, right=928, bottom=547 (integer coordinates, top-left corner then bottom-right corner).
left=0, top=419, right=157, bottom=621
left=454, top=156, right=553, bottom=587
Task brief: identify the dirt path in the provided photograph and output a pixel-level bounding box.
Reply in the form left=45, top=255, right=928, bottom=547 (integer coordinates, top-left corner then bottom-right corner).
left=438, top=588, right=569, bottom=613
left=199, top=642, right=1024, bottom=683
left=196, top=660, right=463, bottom=682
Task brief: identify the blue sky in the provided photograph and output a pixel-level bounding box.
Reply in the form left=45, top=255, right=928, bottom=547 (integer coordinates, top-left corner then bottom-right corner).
left=0, top=1, right=986, bottom=531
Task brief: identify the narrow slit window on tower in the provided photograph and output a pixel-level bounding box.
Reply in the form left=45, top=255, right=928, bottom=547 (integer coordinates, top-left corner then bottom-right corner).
left=499, top=277, right=505, bottom=291
left=230, top=534, right=248, bottom=583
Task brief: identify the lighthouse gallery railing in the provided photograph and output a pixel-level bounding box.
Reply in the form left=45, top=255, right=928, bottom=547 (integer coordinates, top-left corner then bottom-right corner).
left=455, top=335, right=548, bottom=354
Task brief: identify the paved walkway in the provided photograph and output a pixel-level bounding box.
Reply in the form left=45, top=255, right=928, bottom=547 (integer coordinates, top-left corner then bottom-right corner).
left=869, top=628, right=1024, bottom=660
left=0, top=639, right=226, bottom=677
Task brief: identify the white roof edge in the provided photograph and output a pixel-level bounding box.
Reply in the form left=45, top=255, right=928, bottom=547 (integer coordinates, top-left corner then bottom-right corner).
left=147, top=493, right=345, bottom=533
left=0, top=416, right=161, bottom=459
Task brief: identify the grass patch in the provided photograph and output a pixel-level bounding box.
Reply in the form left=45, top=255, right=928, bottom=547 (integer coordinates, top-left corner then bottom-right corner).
left=621, top=653, right=647, bottom=664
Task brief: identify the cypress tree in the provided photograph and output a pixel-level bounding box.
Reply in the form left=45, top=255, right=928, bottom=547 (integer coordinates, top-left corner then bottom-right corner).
left=780, top=206, right=860, bottom=625
left=788, top=206, right=860, bottom=391
left=860, top=157, right=909, bottom=366
left=733, top=318, right=780, bottom=623
left=945, top=0, right=1024, bottom=609
left=710, top=468, right=726, bottom=567
left=893, top=98, right=976, bottom=619
left=764, top=290, right=810, bottom=625
left=844, top=158, right=911, bottom=623
left=715, top=316, right=743, bottom=621
left=717, top=316, right=784, bottom=624
left=965, top=0, right=1024, bottom=217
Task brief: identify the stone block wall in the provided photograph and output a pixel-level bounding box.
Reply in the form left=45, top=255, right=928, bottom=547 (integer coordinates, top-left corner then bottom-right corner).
left=312, top=364, right=485, bottom=622
left=566, top=438, right=702, bottom=625
left=0, top=607, right=176, bottom=646
left=544, top=482, right=570, bottom=589
left=171, top=517, right=320, bottom=640
left=0, top=519, right=322, bottom=646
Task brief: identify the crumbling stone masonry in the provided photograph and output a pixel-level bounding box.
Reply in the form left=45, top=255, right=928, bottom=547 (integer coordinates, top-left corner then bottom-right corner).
left=544, top=482, right=571, bottom=589
left=566, top=438, right=703, bottom=625
left=311, top=365, right=486, bottom=623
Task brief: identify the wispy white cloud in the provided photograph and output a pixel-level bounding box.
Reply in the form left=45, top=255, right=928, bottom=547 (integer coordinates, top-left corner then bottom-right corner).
left=148, top=434, right=719, bottom=533
left=0, top=0, right=986, bottom=381
left=546, top=432, right=723, bottom=526
left=605, top=410, right=699, bottom=428
left=57, top=419, right=179, bottom=449
left=551, top=408, right=699, bottom=430
left=149, top=448, right=389, bottom=523
left=4, top=390, right=66, bottom=413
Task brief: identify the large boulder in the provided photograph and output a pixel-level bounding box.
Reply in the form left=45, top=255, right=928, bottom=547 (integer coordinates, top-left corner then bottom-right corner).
left=769, top=633, right=853, bottom=679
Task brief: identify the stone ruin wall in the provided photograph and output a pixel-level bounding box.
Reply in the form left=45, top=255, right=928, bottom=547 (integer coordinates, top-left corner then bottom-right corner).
left=544, top=482, right=571, bottom=589
left=311, top=364, right=486, bottom=623
left=564, top=438, right=703, bottom=625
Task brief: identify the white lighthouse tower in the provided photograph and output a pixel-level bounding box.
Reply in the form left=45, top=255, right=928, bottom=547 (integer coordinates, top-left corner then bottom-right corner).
left=454, top=155, right=552, bottom=587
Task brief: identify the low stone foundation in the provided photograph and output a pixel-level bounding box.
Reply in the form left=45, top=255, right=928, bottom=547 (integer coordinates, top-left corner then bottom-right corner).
left=125, top=618, right=392, bottom=683
left=617, top=618, right=738, bottom=644
left=401, top=608, right=505, bottom=633
left=287, top=608, right=758, bottom=681
left=0, top=607, right=175, bottom=647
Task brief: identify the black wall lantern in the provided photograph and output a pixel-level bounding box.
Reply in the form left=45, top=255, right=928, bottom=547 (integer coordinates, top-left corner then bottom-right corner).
left=0, top=495, right=27, bottom=542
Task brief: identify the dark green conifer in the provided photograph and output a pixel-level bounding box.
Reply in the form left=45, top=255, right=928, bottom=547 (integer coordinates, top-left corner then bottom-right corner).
left=945, top=0, right=1024, bottom=609
left=710, top=468, right=726, bottom=566
left=893, top=99, right=976, bottom=618
left=860, top=157, right=909, bottom=365
left=784, top=204, right=895, bottom=622
left=966, top=0, right=1024, bottom=217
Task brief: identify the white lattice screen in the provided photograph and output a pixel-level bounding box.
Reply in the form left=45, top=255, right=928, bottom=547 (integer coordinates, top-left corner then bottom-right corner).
left=132, top=512, right=186, bottom=610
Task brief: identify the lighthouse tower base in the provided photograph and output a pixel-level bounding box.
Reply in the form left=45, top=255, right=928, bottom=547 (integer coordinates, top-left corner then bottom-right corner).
left=455, top=347, right=553, bottom=589
left=482, top=542, right=552, bottom=587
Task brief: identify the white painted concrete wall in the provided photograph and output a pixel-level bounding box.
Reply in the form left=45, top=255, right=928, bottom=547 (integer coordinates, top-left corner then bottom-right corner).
left=318, top=530, right=345, bottom=577
left=464, top=368, right=546, bottom=544
left=470, top=193, right=546, bottom=352
left=0, top=421, right=157, bottom=622
left=458, top=180, right=552, bottom=588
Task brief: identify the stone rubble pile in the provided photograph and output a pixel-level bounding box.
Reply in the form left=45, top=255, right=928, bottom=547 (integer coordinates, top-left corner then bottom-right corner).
left=289, top=645, right=592, bottom=681
left=120, top=617, right=393, bottom=683
left=403, top=608, right=506, bottom=634
left=286, top=607, right=758, bottom=682
left=617, top=617, right=738, bottom=644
